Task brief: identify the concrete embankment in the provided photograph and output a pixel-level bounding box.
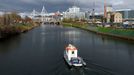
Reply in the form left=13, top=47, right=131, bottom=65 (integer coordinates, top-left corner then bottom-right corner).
left=62, top=22, right=134, bottom=41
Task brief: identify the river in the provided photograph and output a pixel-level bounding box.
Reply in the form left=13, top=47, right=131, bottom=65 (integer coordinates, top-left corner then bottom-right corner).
left=0, top=24, right=134, bottom=75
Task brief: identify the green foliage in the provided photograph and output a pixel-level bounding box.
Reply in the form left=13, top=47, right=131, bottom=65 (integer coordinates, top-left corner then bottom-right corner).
left=62, top=18, right=73, bottom=23
left=0, top=12, right=38, bottom=39
left=97, top=27, right=134, bottom=37
left=1, top=12, right=21, bottom=25
left=62, top=22, right=88, bottom=29
left=0, top=24, right=34, bottom=34
left=62, top=18, right=87, bottom=23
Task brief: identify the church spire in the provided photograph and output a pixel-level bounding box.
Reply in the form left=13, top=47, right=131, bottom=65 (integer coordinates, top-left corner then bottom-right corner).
left=41, top=5, right=47, bottom=16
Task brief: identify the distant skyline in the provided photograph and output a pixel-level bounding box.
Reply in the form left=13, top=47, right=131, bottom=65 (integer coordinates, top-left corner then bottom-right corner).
left=0, top=0, right=133, bottom=12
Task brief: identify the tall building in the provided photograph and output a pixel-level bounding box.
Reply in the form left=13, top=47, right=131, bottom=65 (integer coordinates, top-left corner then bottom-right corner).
left=111, top=12, right=123, bottom=23
left=68, top=6, right=80, bottom=13
left=85, top=11, right=90, bottom=20
left=89, top=13, right=103, bottom=23
left=63, top=6, right=85, bottom=19
left=117, top=9, right=134, bottom=19
left=107, top=12, right=123, bottom=23
left=103, top=0, right=123, bottom=23
left=106, top=5, right=113, bottom=12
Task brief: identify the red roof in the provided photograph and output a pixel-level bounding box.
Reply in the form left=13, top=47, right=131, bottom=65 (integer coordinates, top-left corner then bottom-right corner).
left=66, top=44, right=77, bottom=51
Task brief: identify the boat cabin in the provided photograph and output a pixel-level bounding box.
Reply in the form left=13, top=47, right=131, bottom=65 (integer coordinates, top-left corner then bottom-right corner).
left=66, top=44, right=78, bottom=61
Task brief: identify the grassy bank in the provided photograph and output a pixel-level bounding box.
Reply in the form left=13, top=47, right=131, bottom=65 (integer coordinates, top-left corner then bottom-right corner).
left=0, top=23, right=39, bottom=39
left=62, top=22, right=88, bottom=29
left=97, top=27, right=134, bottom=38
left=0, top=12, right=41, bottom=39
left=62, top=22, right=134, bottom=41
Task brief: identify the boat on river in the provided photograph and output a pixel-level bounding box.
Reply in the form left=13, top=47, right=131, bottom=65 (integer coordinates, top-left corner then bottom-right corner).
left=64, top=44, right=86, bottom=67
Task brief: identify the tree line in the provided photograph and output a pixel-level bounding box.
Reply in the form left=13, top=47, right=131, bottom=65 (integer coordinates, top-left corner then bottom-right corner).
left=0, top=12, right=38, bottom=39
left=0, top=12, right=33, bottom=26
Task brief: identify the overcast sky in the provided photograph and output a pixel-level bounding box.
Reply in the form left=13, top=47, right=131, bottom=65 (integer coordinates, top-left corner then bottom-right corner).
left=0, top=0, right=133, bottom=12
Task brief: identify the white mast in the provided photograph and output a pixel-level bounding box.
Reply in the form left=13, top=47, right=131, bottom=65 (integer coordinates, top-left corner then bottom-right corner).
left=41, top=0, right=48, bottom=22
left=41, top=6, right=47, bottom=16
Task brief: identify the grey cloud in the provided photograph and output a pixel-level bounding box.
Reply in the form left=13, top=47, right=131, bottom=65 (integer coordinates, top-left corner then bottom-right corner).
left=0, top=0, right=133, bottom=12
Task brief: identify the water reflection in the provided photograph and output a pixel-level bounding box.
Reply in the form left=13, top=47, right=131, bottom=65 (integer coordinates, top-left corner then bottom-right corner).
left=0, top=25, right=134, bottom=75
left=64, top=30, right=81, bottom=44
left=0, top=35, right=21, bottom=53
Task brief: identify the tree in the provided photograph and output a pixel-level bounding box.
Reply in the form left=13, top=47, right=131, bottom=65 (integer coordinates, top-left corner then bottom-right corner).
left=24, top=16, right=32, bottom=23
left=0, top=16, right=4, bottom=25
left=2, top=12, right=22, bottom=25
left=10, top=12, right=21, bottom=24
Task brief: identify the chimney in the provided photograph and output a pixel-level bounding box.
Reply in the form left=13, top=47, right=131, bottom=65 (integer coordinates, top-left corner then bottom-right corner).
left=104, top=0, right=107, bottom=18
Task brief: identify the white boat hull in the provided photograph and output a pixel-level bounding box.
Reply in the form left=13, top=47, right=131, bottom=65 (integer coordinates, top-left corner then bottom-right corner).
left=64, top=51, right=86, bottom=67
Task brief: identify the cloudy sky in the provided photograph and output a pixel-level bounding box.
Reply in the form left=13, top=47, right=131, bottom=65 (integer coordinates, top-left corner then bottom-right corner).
left=0, top=0, right=133, bottom=12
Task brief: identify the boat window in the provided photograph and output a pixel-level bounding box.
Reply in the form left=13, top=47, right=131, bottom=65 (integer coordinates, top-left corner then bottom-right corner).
left=71, top=58, right=79, bottom=63
left=72, top=51, right=74, bottom=54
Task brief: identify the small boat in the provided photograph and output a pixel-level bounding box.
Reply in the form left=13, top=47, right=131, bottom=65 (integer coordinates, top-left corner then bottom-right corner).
left=64, top=44, right=86, bottom=67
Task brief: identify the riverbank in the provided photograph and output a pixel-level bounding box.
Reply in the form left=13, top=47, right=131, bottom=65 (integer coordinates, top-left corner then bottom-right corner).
left=0, top=12, right=41, bottom=40
left=62, top=22, right=134, bottom=41
left=0, top=23, right=39, bottom=39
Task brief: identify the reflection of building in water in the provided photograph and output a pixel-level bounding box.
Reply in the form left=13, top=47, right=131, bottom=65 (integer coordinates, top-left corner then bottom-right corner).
left=64, top=31, right=80, bottom=43
left=63, top=6, right=85, bottom=19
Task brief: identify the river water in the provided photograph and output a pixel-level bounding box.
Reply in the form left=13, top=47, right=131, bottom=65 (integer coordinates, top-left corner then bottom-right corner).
left=0, top=25, right=134, bottom=75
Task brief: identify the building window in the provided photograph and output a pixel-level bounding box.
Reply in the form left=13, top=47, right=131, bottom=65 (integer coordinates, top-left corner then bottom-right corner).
left=72, top=51, right=74, bottom=54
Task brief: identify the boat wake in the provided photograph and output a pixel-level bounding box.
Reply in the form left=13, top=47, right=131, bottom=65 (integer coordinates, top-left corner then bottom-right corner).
left=62, top=57, right=115, bottom=75
left=49, top=56, right=114, bottom=75
left=68, top=66, right=113, bottom=75
left=81, top=58, right=114, bottom=75
left=47, top=52, right=114, bottom=75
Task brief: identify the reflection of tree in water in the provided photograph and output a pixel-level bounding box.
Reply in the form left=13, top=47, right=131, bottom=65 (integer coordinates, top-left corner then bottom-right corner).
left=0, top=35, right=21, bottom=53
